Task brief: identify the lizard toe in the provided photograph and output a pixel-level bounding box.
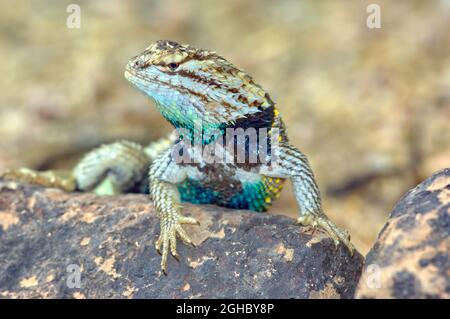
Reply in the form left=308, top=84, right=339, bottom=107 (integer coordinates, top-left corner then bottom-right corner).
left=298, top=213, right=355, bottom=256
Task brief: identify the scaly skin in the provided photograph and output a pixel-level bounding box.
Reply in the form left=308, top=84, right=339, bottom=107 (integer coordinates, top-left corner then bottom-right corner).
left=1, top=40, right=354, bottom=274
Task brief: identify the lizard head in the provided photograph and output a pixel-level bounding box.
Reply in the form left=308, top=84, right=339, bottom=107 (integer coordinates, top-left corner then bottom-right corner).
left=125, top=40, right=274, bottom=131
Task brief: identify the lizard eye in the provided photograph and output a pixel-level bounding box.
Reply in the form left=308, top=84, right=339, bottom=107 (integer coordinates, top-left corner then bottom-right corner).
left=168, top=62, right=179, bottom=71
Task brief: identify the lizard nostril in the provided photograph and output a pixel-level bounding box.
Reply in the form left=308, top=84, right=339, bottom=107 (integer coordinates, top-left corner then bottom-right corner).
left=133, top=59, right=146, bottom=69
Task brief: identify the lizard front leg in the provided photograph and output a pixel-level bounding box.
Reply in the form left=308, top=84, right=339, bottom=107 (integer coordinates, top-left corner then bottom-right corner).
left=262, top=144, right=354, bottom=254
left=149, top=148, right=199, bottom=274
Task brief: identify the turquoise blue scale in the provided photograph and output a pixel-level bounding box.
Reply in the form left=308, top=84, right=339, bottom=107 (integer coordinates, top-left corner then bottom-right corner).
left=177, top=179, right=220, bottom=206
left=177, top=178, right=271, bottom=212
left=227, top=181, right=269, bottom=212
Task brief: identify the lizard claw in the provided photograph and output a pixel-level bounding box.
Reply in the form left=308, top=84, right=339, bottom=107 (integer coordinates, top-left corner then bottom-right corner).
left=297, top=214, right=354, bottom=256
left=155, top=214, right=199, bottom=273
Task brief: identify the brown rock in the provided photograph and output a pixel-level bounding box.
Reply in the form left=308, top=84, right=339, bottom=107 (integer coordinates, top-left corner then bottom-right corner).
left=356, top=168, right=450, bottom=299
left=0, top=180, right=363, bottom=299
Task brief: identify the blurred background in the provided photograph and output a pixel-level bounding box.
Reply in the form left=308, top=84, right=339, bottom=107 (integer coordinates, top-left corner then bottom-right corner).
left=0, top=0, right=449, bottom=254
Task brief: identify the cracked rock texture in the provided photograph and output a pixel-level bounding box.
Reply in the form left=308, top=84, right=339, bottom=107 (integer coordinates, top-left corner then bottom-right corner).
left=0, top=180, right=363, bottom=299
left=356, top=168, right=450, bottom=299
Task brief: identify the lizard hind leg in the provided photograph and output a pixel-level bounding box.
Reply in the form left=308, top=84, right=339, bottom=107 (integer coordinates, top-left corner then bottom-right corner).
left=74, top=140, right=150, bottom=195
left=1, top=168, right=76, bottom=192
left=75, top=132, right=177, bottom=195
left=1, top=133, right=176, bottom=195
left=0, top=140, right=149, bottom=194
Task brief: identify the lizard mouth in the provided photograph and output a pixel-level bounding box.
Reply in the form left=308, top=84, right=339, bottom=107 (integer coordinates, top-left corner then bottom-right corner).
left=125, top=69, right=167, bottom=90
left=124, top=69, right=132, bottom=80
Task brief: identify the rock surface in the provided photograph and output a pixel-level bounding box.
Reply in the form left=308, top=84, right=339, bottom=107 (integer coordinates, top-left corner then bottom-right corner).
left=356, top=168, right=450, bottom=299
left=0, top=180, right=363, bottom=299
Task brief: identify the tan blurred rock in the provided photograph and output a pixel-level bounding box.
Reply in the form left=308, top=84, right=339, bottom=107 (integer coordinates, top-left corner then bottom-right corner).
left=356, top=168, right=450, bottom=299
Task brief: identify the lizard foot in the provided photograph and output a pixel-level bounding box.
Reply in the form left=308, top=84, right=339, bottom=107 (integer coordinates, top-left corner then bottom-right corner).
left=155, top=214, right=199, bottom=274
left=1, top=168, right=76, bottom=192
left=297, top=214, right=354, bottom=256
